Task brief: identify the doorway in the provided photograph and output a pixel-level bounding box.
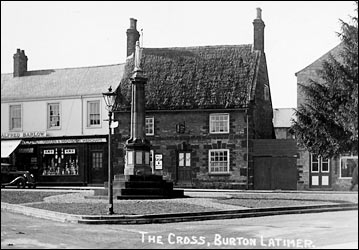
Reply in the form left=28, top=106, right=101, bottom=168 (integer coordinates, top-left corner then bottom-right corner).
left=309, top=154, right=331, bottom=188
left=176, top=151, right=192, bottom=186
left=89, top=151, right=104, bottom=184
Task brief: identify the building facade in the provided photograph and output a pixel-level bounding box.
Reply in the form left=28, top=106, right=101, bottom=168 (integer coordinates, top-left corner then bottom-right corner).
left=2, top=8, right=279, bottom=189
left=1, top=49, right=125, bottom=185
left=111, top=9, right=275, bottom=189
left=295, top=44, right=358, bottom=191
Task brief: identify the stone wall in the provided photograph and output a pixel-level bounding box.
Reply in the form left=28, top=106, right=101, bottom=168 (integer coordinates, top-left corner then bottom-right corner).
left=113, top=109, right=250, bottom=189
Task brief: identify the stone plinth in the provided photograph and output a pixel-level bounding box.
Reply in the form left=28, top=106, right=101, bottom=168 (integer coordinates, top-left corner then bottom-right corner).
left=94, top=174, right=184, bottom=199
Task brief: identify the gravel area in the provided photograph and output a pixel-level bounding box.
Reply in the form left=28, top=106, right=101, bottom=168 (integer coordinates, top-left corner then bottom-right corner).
left=1, top=189, right=357, bottom=216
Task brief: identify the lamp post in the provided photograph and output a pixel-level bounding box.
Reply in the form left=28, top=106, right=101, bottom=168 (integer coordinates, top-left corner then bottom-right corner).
left=102, top=86, right=117, bottom=215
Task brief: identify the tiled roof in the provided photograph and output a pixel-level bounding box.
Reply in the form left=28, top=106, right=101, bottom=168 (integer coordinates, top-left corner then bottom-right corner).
left=295, top=43, right=344, bottom=76
left=118, top=44, right=259, bottom=110
left=1, top=64, right=125, bottom=101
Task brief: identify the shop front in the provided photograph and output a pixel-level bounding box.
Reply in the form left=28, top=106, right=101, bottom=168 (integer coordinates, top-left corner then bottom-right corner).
left=12, top=136, right=108, bottom=186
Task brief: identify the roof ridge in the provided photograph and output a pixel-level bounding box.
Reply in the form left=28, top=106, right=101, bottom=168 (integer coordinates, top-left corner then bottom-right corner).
left=143, top=44, right=253, bottom=50
left=1, top=62, right=125, bottom=75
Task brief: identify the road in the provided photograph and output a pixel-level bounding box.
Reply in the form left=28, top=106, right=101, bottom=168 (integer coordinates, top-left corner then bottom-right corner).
left=1, top=210, right=357, bottom=249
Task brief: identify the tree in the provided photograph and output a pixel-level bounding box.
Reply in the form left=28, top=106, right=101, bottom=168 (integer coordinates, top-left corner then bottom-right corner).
left=290, top=1, right=358, bottom=159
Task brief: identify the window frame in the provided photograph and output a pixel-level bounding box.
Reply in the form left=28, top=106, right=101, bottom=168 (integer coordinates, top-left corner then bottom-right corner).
left=209, top=113, right=229, bottom=134
left=179, top=152, right=191, bottom=167
left=208, top=149, right=230, bottom=174
left=145, top=116, right=154, bottom=136
left=310, top=154, right=319, bottom=173
left=320, top=157, right=330, bottom=173
left=9, top=104, right=22, bottom=131
left=87, top=100, right=101, bottom=127
left=339, top=156, right=358, bottom=179
left=47, top=102, right=61, bottom=129
left=264, top=85, right=270, bottom=101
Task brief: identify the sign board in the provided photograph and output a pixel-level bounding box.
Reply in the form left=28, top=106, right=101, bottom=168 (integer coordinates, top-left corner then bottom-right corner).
left=1, top=131, right=46, bottom=139
left=64, top=149, right=76, bottom=154
left=44, top=149, right=54, bottom=154
left=155, top=154, right=163, bottom=170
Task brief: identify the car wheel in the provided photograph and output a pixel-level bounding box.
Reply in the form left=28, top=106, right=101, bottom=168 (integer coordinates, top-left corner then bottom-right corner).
left=17, top=179, right=26, bottom=189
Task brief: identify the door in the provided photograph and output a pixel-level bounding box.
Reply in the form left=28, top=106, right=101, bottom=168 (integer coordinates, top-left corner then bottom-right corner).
left=310, top=154, right=331, bottom=188
left=177, top=152, right=192, bottom=186
left=89, top=151, right=104, bottom=184
left=254, top=157, right=297, bottom=190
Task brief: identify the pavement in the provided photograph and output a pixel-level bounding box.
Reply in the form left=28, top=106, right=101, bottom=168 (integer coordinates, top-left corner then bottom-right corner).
left=1, top=187, right=358, bottom=225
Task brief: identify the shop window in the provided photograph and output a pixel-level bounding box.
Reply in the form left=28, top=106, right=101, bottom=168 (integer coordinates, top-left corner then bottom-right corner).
left=209, top=149, right=230, bottom=173
left=88, top=101, right=101, bottom=127
left=9, top=104, right=22, bottom=131
left=210, top=113, right=229, bottom=134
left=48, top=103, right=61, bottom=129
left=146, top=117, right=154, bottom=136
left=340, top=156, right=358, bottom=178
left=41, top=148, right=79, bottom=176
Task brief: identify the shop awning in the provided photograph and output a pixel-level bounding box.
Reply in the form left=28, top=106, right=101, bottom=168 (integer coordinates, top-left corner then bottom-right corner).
left=1, top=140, right=22, bottom=158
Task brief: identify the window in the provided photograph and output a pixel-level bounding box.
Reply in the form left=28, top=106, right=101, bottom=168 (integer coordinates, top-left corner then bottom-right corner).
left=41, top=148, right=79, bottom=176
left=311, top=154, right=329, bottom=173
left=179, top=152, right=191, bottom=167
left=9, top=104, right=22, bottom=130
left=88, top=101, right=101, bottom=126
left=92, top=152, right=103, bottom=170
left=264, top=85, right=270, bottom=101
left=340, top=156, right=358, bottom=178
left=48, top=103, right=60, bottom=129
left=210, top=113, right=229, bottom=134
left=209, top=149, right=230, bottom=173
left=146, top=117, right=154, bottom=135
left=321, top=157, right=330, bottom=173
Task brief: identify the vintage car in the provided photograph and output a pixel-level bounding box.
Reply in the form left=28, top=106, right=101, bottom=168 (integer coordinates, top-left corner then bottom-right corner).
left=1, top=163, right=36, bottom=188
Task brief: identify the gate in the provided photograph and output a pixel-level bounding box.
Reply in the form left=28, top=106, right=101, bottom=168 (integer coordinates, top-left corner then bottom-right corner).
left=253, top=139, right=298, bottom=190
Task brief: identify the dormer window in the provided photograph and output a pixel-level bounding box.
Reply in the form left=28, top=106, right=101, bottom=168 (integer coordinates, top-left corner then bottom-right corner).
left=264, top=85, right=270, bottom=101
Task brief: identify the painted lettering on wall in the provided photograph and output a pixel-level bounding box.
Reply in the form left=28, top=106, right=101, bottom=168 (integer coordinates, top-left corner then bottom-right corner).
left=1, top=131, right=46, bottom=139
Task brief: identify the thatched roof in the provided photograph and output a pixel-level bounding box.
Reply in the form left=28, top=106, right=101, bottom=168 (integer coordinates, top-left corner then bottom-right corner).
left=118, top=44, right=259, bottom=110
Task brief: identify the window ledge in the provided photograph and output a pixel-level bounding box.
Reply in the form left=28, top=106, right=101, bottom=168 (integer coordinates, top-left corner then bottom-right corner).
left=209, top=172, right=231, bottom=176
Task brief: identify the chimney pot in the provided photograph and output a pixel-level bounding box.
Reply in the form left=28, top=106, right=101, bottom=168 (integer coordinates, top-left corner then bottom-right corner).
left=253, top=8, right=265, bottom=52
left=13, top=48, right=28, bottom=77
left=256, top=8, right=262, bottom=19
left=126, top=18, right=140, bottom=58
left=130, top=18, right=137, bottom=29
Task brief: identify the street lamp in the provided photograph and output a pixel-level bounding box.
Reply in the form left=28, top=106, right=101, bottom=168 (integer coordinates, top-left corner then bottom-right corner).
left=102, top=86, right=117, bottom=215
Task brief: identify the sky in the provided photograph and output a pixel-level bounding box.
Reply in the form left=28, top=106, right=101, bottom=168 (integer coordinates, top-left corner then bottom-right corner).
left=1, top=1, right=356, bottom=109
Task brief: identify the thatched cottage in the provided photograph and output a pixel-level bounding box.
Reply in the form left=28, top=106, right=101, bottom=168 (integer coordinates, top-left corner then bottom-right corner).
left=112, top=9, right=275, bottom=189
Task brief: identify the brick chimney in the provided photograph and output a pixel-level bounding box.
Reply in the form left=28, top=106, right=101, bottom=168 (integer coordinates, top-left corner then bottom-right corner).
left=253, top=8, right=265, bottom=52
left=126, top=18, right=140, bottom=57
left=13, top=48, right=28, bottom=77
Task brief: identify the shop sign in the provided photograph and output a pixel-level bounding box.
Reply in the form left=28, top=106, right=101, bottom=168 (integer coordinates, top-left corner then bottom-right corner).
left=22, top=138, right=106, bottom=145
left=18, top=148, right=34, bottom=153
left=64, top=149, right=76, bottom=154
left=155, top=154, right=163, bottom=170
left=1, top=131, right=46, bottom=139
left=44, top=149, right=55, bottom=154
